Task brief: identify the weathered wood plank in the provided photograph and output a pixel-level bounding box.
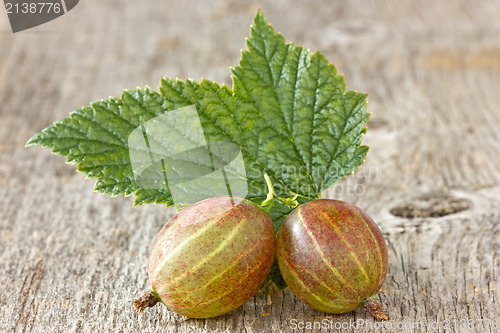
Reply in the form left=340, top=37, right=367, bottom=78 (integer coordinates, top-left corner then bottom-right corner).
left=1, top=0, right=499, bottom=332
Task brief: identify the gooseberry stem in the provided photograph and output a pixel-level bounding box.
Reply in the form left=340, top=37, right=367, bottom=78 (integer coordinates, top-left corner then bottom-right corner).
left=261, top=173, right=299, bottom=212
left=134, top=289, right=159, bottom=314
left=364, top=297, right=389, bottom=321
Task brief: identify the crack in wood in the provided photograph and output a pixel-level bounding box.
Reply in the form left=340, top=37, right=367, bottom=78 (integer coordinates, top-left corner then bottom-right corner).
left=390, top=193, right=472, bottom=218
left=13, top=260, right=45, bottom=333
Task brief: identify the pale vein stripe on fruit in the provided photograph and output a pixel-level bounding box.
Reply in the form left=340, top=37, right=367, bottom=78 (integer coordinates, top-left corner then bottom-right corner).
left=354, top=209, right=385, bottom=280
left=172, top=253, right=269, bottom=310
left=312, top=203, right=371, bottom=285
left=279, top=255, right=352, bottom=311
left=279, top=253, right=354, bottom=305
left=165, top=237, right=264, bottom=296
left=282, top=226, right=356, bottom=303
left=164, top=216, right=254, bottom=289
left=297, top=210, right=358, bottom=293
left=152, top=207, right=236, bottom=281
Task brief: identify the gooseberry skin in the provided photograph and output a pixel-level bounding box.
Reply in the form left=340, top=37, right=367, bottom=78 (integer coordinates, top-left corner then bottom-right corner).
left=147, top=196, right=275, bottom=319
left=276, top=199, right=388, bottom=314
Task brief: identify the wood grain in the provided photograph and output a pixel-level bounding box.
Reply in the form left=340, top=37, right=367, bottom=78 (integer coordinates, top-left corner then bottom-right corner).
left=1, top=0, right=499, bottom=332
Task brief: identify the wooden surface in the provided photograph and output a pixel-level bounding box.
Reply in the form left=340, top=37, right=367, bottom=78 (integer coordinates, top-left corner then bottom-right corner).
left=1, top=0, right=499, bottom=332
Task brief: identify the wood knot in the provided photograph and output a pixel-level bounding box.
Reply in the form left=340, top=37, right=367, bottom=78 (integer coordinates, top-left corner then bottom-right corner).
left=390, top=193, right=471, bottom=218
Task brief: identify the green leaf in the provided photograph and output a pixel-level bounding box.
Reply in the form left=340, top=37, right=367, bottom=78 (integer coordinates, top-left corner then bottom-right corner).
left=27, top=11, right=369, bottom=289
left=232, top=12, right=369, bottom=196
left=27, top=88, right=175, bottom=206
